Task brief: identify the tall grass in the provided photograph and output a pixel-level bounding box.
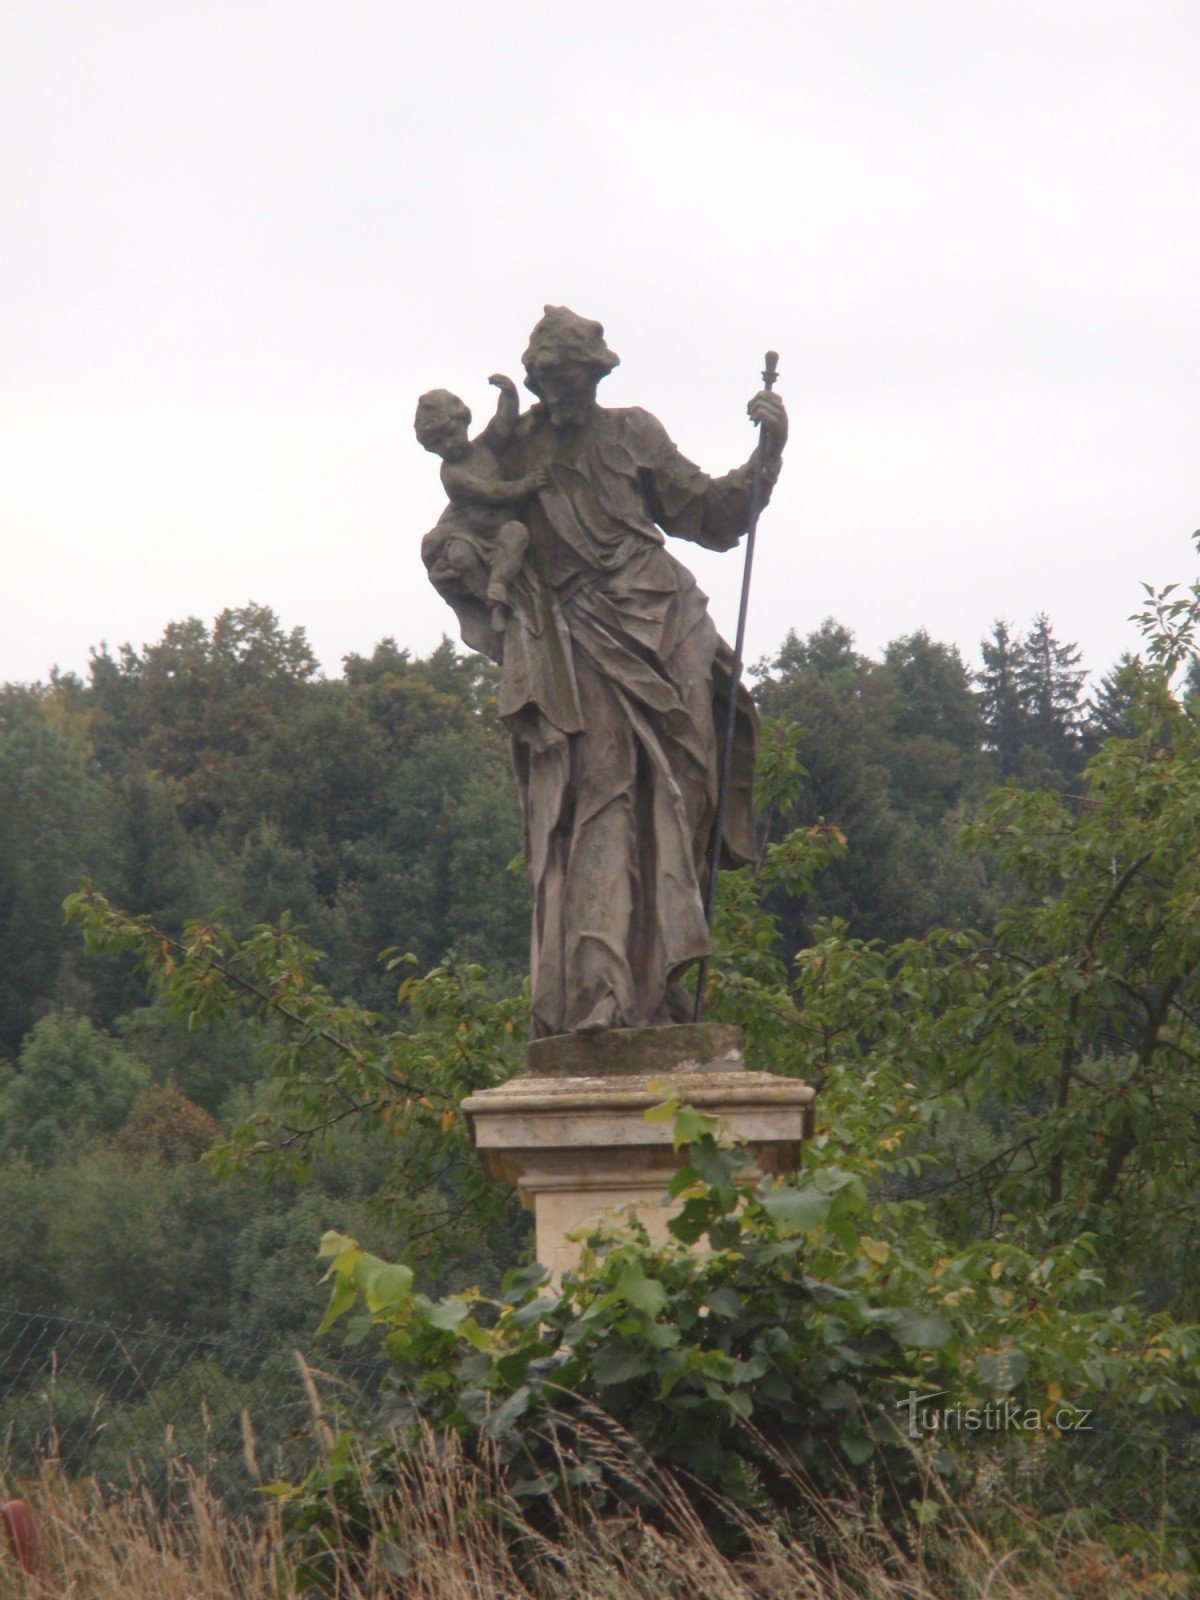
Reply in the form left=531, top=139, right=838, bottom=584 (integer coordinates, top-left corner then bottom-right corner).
left=2, top=1437, right=1184, bottom=1600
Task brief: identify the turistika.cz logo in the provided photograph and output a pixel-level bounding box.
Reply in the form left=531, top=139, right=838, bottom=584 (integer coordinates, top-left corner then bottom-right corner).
left=897, top=1389, right=1093, bottom=1439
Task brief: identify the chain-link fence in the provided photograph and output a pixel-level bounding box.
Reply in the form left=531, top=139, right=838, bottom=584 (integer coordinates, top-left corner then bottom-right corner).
left=5, top=1304, right=1197, bottom=1554
left=0, top=1306, right=386, bottom=1516
left=945, top=1405, right=1200, bottom=1543
left=1040, top=1406, right=1200, bottom=1540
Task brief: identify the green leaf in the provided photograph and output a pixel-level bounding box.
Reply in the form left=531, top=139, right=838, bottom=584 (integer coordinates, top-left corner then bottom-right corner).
left=643, top=1096, right=679, bottom=1124
left=483, top=1385, right=531, bottom=1438
left=460, top=1318, right=497, bottom=1352
left=423, top=1297, right=470, bottom=1332
left=667, top=1161, right=700, bottom=1198
left=355, top=1257, right=414, bottom=1313
left=501, top=1261, right=552, bottom=1300
left=316, top=1275, right=358, bottom=1336
left=592, top=1345, right=655, bottom=1386
left=510, top=1295, right=561, bottom=1331
left=640, top=1319, right=682, bottom=1349
left=759, top=1184, right=831, bottom=1233
left=691, top=1137, right=742, bottom=1187
left=840, top=1430, right=876, bottom=1465
left=673, top=1104, right=719, bottom=1149
left=342, top=1314, right=375, bottom=1349
left=704, top=1287, right=742, bottom=1320
left=974, top=1348, right=1030, bottom=1393
left=725, top=1387, right=753, bottom=1419
left=318, top=1229, right=360, bottom=1262
left=615, top=1264, right=668, bottom=1317
left=878, top=1306, right=953, bottom=1350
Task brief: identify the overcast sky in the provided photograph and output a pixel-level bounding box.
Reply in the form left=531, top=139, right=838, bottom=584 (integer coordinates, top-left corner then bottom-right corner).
left=3, top=1, right=1197, bottom=691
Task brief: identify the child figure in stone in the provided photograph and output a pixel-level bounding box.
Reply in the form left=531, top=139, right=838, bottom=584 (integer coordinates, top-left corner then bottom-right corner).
left=415, top=374, right=547, bottom=631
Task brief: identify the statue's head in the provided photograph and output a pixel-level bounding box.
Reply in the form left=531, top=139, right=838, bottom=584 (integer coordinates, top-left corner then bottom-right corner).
left=414, top=389, right=472, bottom=460
left=522, top=306, right=619, bottom=428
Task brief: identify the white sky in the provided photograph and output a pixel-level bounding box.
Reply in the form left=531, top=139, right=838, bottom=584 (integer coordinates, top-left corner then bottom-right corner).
left=3, top=1, right=1198, bottom=689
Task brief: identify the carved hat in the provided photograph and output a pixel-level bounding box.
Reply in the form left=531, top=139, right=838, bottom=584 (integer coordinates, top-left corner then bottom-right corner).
left=521, top=306, right=620, bottom=379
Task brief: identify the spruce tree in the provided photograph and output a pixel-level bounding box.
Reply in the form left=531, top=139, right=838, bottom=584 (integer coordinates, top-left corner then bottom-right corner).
left=977, top=620, right=1026, bottom=778
left=1085, top=652, right=1139, bottom=748
left=1018, top=613, right=1086, bottom=773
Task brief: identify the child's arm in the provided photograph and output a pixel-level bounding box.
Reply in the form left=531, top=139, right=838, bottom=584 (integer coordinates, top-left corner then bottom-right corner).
left=441, top=455, right=546, bottom=507
left=481, top=373, right=520, bottom=450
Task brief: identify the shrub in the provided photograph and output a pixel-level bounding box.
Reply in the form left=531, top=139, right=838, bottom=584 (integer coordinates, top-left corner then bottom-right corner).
left=276, top=1111, right=1200, bottom=1578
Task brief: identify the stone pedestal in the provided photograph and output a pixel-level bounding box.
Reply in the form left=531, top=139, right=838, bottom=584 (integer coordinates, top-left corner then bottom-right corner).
left=461, top=1023, right=815, bottom=1279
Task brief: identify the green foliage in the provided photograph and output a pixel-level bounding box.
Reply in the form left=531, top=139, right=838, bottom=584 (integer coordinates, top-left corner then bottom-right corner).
left=279, top=1115, right=1200, bottom=1570
left=701, top=552, right=1200, bottom=1324
left=0, top=1011, right=148, bottom=1164
left=113, top=995, right=272, bottom=1119
left=697, top=812, right=846, bottom=1070
left=0, top=1131, right=416, bottom=1335
left=753, top=625, right=906, bottom=940
left=47, top=552, right=1200, bottom=1367
left=87, top=604, right=318, bottom=814
left=978, top=613, right=1088, bottom=782
left=63, top=887, right=528, bottom=1273
left=0, top=1311, right=378, bottom=1518
left=1084, top=651, right=1142, bottom=750
left=288, top=1148, right=935, bottom=1546
left=0, top=1158, right=57, bottom=1307
left=878, top=629, right=988, bottom=823
left=0, top=614, right=543, bottom=1334
left=752, top=620, right=998, bottom=942
left=29, top=613, right=528, bottom=1030
left=45, top=1148, right=240, bottom=1327
left=0, top=688, right=118, bottom=1050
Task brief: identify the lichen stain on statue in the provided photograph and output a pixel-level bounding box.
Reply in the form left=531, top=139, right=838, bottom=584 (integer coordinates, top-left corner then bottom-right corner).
left=416, top=307, right=787, bottom=1041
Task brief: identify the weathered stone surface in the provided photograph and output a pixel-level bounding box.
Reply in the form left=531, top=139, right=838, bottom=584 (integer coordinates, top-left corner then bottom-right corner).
left=462, top=1048, right=814, bottom=1278
left=417, top=306, right=788, bottom=1039
left=525, top=1021, right=744, bottom=1079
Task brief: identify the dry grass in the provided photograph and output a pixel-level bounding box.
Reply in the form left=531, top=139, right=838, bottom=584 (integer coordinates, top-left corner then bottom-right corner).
left=1, top=1471, right=276, bottom=1599
left=1, top=1436, right=1185, bottom=1600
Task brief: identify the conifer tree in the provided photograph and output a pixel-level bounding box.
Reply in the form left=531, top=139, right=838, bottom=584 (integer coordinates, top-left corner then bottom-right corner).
left=1085, top=652, right=1139, bottom=748
left=977, top=619, right=1026, bottom=778
left=1018, top=613, right=1086, bottom=772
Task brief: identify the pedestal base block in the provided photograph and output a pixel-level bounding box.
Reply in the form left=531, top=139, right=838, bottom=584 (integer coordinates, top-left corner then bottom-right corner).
left=462, top=1026, right=815, bottom=1279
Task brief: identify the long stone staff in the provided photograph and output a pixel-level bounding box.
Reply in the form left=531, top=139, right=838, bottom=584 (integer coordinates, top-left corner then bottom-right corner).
left=693, top=349, right=779, bottom=1023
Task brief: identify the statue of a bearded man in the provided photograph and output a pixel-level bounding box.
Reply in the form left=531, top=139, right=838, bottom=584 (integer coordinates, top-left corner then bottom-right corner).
left=419, top=307, right=787, bottom=1038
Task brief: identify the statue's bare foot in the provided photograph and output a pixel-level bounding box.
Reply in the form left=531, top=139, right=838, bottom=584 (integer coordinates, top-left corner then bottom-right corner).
left=574, top=995, right=619, bottom=1033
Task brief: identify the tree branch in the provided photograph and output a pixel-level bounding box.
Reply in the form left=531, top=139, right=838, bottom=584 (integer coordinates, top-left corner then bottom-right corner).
left=97, top=900, right=450, bottom=1103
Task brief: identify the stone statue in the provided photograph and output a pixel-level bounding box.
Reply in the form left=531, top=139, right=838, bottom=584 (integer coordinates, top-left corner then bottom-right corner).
left=418, top=306, right=787, bottom=1039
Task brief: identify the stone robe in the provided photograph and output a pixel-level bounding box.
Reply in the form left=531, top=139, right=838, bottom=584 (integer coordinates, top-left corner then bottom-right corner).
left=425, top=402, right=761, bottom=1038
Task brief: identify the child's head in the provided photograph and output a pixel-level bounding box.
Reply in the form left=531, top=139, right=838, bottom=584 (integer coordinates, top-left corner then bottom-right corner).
left=414, top=389, right=471, bottom=460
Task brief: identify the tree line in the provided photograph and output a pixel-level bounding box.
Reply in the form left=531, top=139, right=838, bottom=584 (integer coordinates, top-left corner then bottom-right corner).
left=0, top=598, right=1144, bottom=1338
